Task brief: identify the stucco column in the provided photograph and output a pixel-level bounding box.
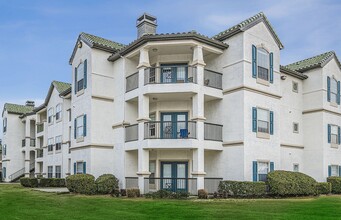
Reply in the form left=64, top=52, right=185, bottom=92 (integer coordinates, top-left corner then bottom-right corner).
left=192, top=148, right=205, bottom=190
left=137, top=148, right=150, bottom=194
left=24, top=150, right=30, bottom=177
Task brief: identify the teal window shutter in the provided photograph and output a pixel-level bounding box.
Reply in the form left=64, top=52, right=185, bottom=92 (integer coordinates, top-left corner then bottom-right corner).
left=270, top=162, right=274, bottom=172
left=83, top=114, right=87, bottom=137
left=252, top=45, right=257, bottom=78
left=328, top=165, right=331, bottom=177
left=269, top=52, right=274, bottom=83
left=84, top=59, right=87, bottom=89
left=3, top=167, right=6, bottom=178
left=74, top=119, right=77, bottom=139
left=270, top=111, right=274, bottom=135
left=83, top=162, right=86, bottom=174
left=75, top=67, right=78, bottom=94
left=252, top=107, right=257, bottom=132
left=336, top=81, right=340, bottom=105
left=339, top=126, right=341, bottom=145
left=253, top=161, right=258, bottom=182
left=328, top=124, right=331, bottom=143
left=339, top=166, right=341, bottom=177
left=74, top=163, right=76, bottom=174
left=327, top=76, right=331, bottom=102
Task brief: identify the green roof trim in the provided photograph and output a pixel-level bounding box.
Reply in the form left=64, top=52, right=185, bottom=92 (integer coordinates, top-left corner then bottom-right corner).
left=3, top=103, right=34, bottom=115
left=53, top=81, right=71, bottom=94
left=285, top=51, right=341, bottom=73
left=280, top=65, right=308, bottom=80
left=213, top=12, right=284, bottom=49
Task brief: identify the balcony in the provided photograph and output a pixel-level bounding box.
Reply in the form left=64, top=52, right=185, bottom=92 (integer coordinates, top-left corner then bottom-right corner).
left=37, top=149, right=43, bottom=158
left=204, top=69, right=222, bottom=90
left=22, top=138, right=36, bottom=147
left=144, top=66, right=197, bottom=85
left=144, top=121, right=196, bottom=139
left=126, top=72, right=139, bottom=92
left=125, top=124, right=138, bottom=142
left=37, top=123, right=44, bottom=133
left=204, top=123, right=223, bottom=141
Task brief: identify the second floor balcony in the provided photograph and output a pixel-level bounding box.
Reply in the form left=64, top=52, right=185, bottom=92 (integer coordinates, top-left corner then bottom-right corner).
left=22, top=138, right=36, bottom=148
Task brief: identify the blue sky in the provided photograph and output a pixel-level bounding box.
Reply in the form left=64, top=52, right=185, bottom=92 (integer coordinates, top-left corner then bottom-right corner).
left=0, top=0, right=340, bottom=114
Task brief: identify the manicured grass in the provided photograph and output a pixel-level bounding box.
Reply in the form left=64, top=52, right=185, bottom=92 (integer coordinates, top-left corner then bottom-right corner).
left=1, top=184, right=341, bottom=219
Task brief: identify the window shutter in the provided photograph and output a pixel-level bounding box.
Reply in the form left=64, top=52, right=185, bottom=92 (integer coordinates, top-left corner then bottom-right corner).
left=83, top=162, right=86, bottom=174
left=339, top=166, right=341, bottom=177
left=336, top=81, right=340, bottom=105
left=328, top=165, right=331, bottom=177
left=75, top=67, right=78, bottom=94
left=253, top=161, right=258, bottom=182
left=3, top=167, right=6, bottom=179
left=74, top=119, right=77, bottom=139
left=270, top=111, right=274, bottom=135
left=328, top=124, right=331, bottom=143
left=270, top=162, right=274, bottom=172
left=339, top=126, right=341, bottom=145
left=74, top=163, right=76, bottom=174
left=252, top=107, right=257, bottom=132
left=84, top=59, right=87, bottom=89
left=327, top=76, right=331, bottom=102
left=269, top=52, right=274, bottom=83
left=252, top=45, right=257, bottom=78
left=83, top=114, right=87, bottom=137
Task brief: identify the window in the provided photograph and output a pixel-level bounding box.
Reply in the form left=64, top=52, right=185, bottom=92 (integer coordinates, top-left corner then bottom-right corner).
left=48, top=138, right=54, bottom=152
left=149, top=114, right=156, bottom=137
left=48, top=108, right=54, bottom=124
left=258, top=162, right=269, bottom=182
left=67, top=109, right=71, bottom=122
left=257, top=48, right=269, bottom=81
left=3, top=144, right=6, bottom=156
left=257, top=109, right=269, bottom=134
left=76, top=162, right=84, bottom=174
left=293, top=123, right=299, bottom=133
left=76, top=62, right=85, bottom=92
left=149, top=161, right=156, bottom=184
left=293, top=164, right=299, bottom=172
left=55, top=136, right=62, bottom=151
left=331, top=125, right=338, bottom=145
left=55, top=166, right=61, bottom=178
left=331, top=165, right=339, bottom=177
left=292, top=81, right=298, bottom=93
left=2, top=167, right=6, bottom=179
left=3, top=118, right=7, bottom=133
left=331, top=78, right=338, bottom=104
left=56, top=104, right=62, bottom=121
left=76, top=116, right=84, bottom=138
left=48, top=166, right=53, bottom=178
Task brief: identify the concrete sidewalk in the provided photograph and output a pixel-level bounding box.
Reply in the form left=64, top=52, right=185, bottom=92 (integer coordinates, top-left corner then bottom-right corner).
left=32, top=187, right=69, bottom=194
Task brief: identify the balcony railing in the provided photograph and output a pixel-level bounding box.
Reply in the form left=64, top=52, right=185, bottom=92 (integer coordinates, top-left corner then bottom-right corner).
left=125, top=177, right=139, bottom=189
left=144, top=121, right=196, bottom=139
left=37, top=149, right=43, bottom=158
left=37, top=123, right=44, bottom=133
left=125, top=124, right=138, bottom=142
left=144, top=66, right=197, bottom=85
left=204, top=178, right=223, bottom=194
left=126, top=72, right=139, bottom=92
left=22, top=138, right=36, bottom=147
left=204, top=123, right=223, bottom=141
left=144, top=178, right=198, bottom=195
left=204, top=69, right=222, bottom=89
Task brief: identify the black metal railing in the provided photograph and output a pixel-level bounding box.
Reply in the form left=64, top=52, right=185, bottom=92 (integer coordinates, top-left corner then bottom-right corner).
left=37, top=123, right=44, bottom=133
left=204, top=69, right=222, bottom=89
left=204, top=178, right=223, bottom=194
left=126, top=72, right=139, bottom=92
left=144, top=178, right=197, bottom=195
left=204, top=123, right=223, bottom=141
left=125, top=177, right=139, bottom=189
left=144, top=121, right=196, bottom=139
left=125, top=124, right=138, bottom=142
left=8, top=162, right=35, bottom=182
left=37, top=149, right=43, bottom=158
left=144, top=66, right=197, bottom=85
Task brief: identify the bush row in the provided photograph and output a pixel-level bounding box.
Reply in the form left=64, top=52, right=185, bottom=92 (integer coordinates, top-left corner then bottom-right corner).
left=20, top=178, right=65, bottom=188
left=218, top=181, right=267, bottom=198
left=327, top=177, right=341, bottom=194
left=144, top=190, right=189, bottom=199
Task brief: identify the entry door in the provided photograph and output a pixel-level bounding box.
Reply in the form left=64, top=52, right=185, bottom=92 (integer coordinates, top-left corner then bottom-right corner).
left=161, top=113, right=188, bottom=139
left=161, top=162, right=188, bottom=192
left=160, top=64, right=188, bottom=83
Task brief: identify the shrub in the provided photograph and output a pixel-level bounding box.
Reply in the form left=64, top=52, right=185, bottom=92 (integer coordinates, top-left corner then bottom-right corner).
left=316, top=182, right=331, bottom=195
left=95, top=174, right=119, bottom=195
left=144, top=190, right=189, bottom=199
left=39, top=178, right=66, bottom=187
left=66, top=174, right=97, bottom=195
left=267, top=171, right=317, bottom=197
left=20, top=178, right=38, bottom=188
left=327, top=177, right=341, bottom=194
left=218, top=181, right=267, bottom=198
left=120, top=189, right=127, bottom=197
left=198, top=189, right=208, bottom=199
left=127, top=188, right=140, bottom=198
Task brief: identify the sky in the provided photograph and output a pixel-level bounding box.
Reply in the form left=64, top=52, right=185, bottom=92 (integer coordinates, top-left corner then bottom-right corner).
left=0, top=0, right=340, bottom=132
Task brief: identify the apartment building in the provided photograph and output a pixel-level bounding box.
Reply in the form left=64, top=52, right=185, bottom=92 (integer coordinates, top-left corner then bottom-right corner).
left=2, top=12, right=341, bottom=194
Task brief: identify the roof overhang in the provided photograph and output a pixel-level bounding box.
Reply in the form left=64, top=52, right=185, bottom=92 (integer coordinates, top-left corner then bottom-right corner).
left=280, top=65, right=308, bottom=80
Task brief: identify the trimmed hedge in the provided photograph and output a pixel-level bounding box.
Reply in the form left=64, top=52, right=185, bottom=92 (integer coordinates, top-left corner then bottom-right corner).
left=267, top=171, right=317, bottom=197
left=39, top=178, right=66, bottom=187
left=66, top=174, right=97, bottom=195
left=127, top=188, right=140, bottom=198
left=218, top=181, right=267, bottom=198
left=144, top=190, right=189, bottom=199
left=316, top=182, right=331, bottom=195
left=20, top=178, right=38, bottom=188
left=198, top=189, right=208, bottom=199
left=327, top=177, right=341, bottom=194
left=95, top=174, right=119, bottom=195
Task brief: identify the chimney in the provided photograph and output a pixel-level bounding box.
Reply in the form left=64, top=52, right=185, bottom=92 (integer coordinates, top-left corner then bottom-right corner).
left=25, top=100, right=35, bottom=107
left=136, top=13, right=157, bottom=38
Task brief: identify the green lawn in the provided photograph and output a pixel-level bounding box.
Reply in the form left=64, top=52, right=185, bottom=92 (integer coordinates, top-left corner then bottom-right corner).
left=1, top=184, right=341, bottom=220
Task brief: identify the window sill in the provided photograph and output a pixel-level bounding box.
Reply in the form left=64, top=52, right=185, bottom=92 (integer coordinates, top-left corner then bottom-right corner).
left=76, top=89, right=85, bottom=97
left=256, top=78, right=270, bottom=86
left=48, top=152, right=53, bottom=155
left=76, top=137, right=84, bottom=143
left=48, top=122, right=54, bottom=126
left=331, top=143, right=339, bottom=149
left=257, top=132, right=270, bottom=139
left=55, top=150, right=62, bottom=154
left=56, top=119, right=62, bottom=123
left=330, top=102, right=338, bottom=108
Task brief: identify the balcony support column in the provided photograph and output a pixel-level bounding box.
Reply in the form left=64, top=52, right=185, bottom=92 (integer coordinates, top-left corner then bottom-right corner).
left=137, top=148, right=150, bottom=194
left=24, top=152, right=30, bottom=177
left=192, top=147, right=206, bottom=190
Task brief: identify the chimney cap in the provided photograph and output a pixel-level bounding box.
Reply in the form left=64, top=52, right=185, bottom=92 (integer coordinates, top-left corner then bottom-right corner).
left=136, top=13, right=157, bottom=27
left=25, top=100, right=35, bottom=107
